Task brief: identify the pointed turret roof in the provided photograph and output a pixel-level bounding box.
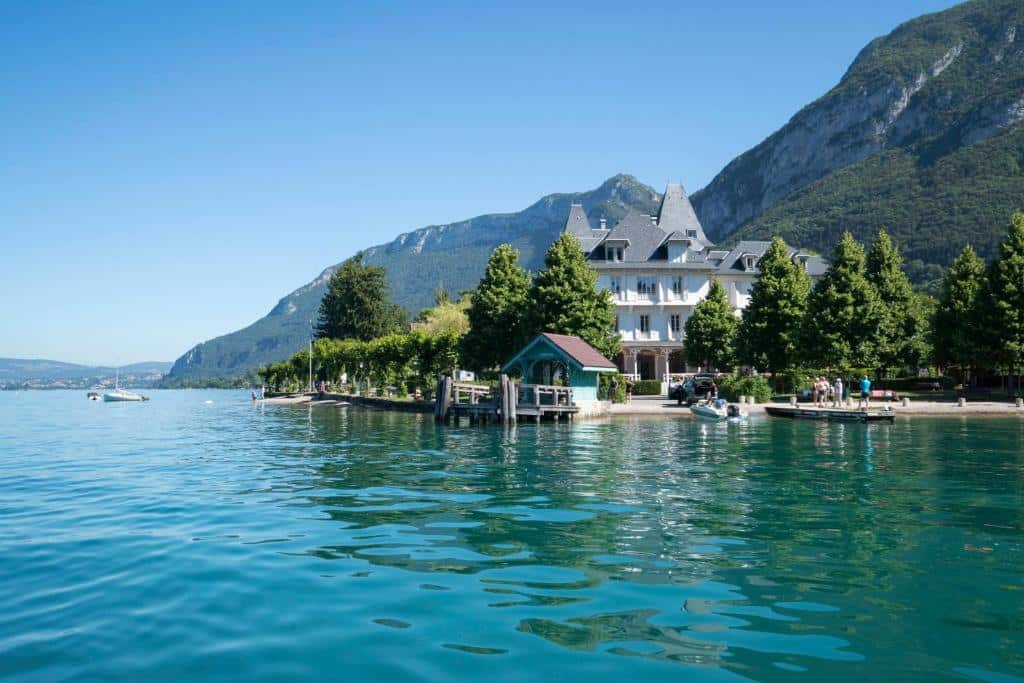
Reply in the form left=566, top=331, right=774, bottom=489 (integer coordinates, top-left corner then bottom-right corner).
left=656, top=183, right=710, bottom=246
left=563, top=202, right=607, bottom=255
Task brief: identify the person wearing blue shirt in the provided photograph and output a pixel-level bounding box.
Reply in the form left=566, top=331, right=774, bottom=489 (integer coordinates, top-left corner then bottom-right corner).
left=858, top=375, right=872, bottom=409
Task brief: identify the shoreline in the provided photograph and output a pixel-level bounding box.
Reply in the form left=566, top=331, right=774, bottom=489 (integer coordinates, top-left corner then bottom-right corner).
left=260, top=392, right=1024, bottom=418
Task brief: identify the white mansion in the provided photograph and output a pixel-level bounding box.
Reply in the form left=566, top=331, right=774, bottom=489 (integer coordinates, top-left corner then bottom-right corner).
left=564, top=183, right=827, bottom=384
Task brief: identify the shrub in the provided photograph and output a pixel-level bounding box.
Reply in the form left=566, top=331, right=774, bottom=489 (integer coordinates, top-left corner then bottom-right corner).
left=598, top=373, right=627, bottom=403
left=718, top=375, right=772, bottom=403
left=632, top=379, right=663, bottom=396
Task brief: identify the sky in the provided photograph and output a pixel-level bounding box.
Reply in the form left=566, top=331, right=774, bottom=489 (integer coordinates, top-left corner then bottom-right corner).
left=1, top=0, right=962, bottom=366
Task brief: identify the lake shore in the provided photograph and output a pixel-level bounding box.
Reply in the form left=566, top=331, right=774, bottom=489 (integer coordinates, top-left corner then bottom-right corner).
left=262, top=392, right=1024, bottom=418
left=610, top=395, right=1024, bottom=417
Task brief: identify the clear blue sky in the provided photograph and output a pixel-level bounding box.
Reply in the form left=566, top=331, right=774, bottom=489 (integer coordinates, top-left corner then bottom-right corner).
left=1, top=0, right=960, bottom=366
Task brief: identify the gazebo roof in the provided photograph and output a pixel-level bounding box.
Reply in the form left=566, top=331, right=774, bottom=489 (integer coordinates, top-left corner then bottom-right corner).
left=502, top=333, right=617, bottom=374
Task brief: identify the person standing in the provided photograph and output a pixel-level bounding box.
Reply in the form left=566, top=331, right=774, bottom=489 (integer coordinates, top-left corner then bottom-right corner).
left=833, top=377, right=844, bottom=408
left=608, top=376, right=619, bottom=403
left=858, top=375, right=872, bottom=409
left=625, top=378, right=634, bottom=403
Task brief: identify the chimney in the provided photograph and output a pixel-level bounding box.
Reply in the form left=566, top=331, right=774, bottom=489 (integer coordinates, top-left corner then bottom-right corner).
left=599, top=218, right=607, bottom=230
left=649, top=215, right=657, bottom=225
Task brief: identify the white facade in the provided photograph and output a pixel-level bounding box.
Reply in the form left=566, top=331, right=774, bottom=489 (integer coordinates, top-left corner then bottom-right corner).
left=564, top=184, right=826, bottom=385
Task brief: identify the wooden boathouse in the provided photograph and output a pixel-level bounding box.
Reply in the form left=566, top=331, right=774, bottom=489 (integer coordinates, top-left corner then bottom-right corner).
left=434, top=333, right=618, bottom=425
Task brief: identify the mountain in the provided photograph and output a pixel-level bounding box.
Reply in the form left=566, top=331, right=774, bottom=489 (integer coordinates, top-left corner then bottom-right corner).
left=168, top=0, right=1024, bottom=383
left=0, top=359, right=171, bottom=389
left=164, top=175, right=659, bottom=383
left=692, top=0, right=1024, bottom=289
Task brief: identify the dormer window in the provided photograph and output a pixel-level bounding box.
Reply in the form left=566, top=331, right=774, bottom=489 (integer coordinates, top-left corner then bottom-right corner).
left=744, top=255, right=757, bottom=270
left=686, top=229, right=697, bottom=238
left=606, top=244, right=625, bottom=262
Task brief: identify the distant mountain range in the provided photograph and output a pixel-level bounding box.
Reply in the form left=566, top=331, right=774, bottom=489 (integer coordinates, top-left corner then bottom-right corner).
left=164, top=175, right=659, bottom=383
left=0, top=359, right=171, bottom=389
left=166, top=0, right=1024, bottom=384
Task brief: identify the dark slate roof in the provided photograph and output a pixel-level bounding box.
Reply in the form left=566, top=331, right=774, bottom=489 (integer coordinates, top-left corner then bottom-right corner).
left=714, top=240, right=828, bottom=276
left=565, top=203, right=593, bottom=234
left=564, top=203, right=607, bottom=254
left=540, top=333, right=617, bottom=370
left=656, top=183, right=709, bottom=244
left=602, top=209, right=669, bottom=262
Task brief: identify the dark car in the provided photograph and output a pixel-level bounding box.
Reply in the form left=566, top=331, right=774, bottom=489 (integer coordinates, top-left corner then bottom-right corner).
left=669, top=374, right=717, bottom=405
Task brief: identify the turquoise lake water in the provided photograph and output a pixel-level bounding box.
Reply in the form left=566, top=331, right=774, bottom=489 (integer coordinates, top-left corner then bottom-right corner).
left=1, top=390, right=1022, bottom=682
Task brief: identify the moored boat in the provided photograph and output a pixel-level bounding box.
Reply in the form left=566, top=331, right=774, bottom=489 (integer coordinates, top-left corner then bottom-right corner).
left=690, top=401, right=747, bottom=421
left=86, top=391, right=101, bottom=401
left=690, top=403, right=727, bottom=420
left=101, top=368, right=148, bottom=402
left=765, top=405, right=894, bottom=423
left=103, top=388, right=148, bottom=402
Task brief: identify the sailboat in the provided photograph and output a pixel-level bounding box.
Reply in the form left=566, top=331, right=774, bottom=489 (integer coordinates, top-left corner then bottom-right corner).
left=103, top=368, right=148, bottom=402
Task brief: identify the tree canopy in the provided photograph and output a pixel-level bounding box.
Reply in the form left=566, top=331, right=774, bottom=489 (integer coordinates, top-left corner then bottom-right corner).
left=315, top=252, right=407, bottom=341
left=684, top=278, right=737, bottom=371
left=931, top=244, right=986, bottom=379
left=978, top=212, right=1024, bottom=384
left=526, top=233, right=620, bottom=360
left=866, top=230, right=929, bottom=374
left=461, top=244, right=531, bottom=371
left=736, top=237, right=810, bottom=378
left=803, top=232, right=882, bottom=370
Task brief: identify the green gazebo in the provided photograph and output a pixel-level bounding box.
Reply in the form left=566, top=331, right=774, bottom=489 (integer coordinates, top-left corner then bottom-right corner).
left=501, top=333, right=617, bottom=402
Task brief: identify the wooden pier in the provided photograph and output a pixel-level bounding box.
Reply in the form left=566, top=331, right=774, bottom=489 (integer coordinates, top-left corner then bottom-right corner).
left=433, top=374, right=578, bottom=425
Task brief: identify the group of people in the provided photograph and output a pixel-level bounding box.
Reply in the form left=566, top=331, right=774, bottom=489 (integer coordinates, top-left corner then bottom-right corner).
left=811, top=375, right=874, bottom=409
left=812, top=376, right=844, bottom=408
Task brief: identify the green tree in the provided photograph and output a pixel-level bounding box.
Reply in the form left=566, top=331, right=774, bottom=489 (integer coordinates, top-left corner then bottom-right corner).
left=684, top=279, right=738, bottom=371
left=866, top=230, right=929, bottom=376
left=526, top=233, right=620, bottom=360
left=461, top=244, right=532, bottom=371
left=315, top=252, right=407, bottom=341
left=736, top=237, right=811, bottom=388
left=412, top=296, right=471, bottom=337
left=931, top=244, right=986, bottom=383
left=804, top=231, right=882, bottom=371
left=978, top=212, right=1024, bottom=395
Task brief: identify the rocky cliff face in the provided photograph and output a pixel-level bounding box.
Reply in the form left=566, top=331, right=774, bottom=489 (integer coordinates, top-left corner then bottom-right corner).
left=692, top=0, right=1024, bottom=241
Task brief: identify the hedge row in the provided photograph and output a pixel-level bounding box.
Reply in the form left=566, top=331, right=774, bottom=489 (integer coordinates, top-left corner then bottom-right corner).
left=631, top=379, right=663, bottom=396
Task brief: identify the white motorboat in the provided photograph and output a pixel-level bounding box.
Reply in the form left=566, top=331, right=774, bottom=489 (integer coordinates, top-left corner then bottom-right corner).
left=87, top=391, right=101, bottom=401
left=102, top=369, right=148, bottom=402
left=690, top=401, right=747, bottom=421
left=691, top=403, right=727, bottom=421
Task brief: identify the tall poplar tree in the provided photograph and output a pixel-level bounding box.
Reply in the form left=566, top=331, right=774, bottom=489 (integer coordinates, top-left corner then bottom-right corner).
left=736, top=237, right=810, bottom=386
left=978, top=212, right=1024, bottom=395
left=527, top=232, right=620, bottom=360
left=684, top=279, right=737, bottom=371
left=931, top=244, right=985, bottom=382
left=866, top=230, right=929, bottom=375
left=804, top=232, right=881, bottom=370
left=461, top=244, right=531, bottom=371
left=316, top=252, right=407, bottom=341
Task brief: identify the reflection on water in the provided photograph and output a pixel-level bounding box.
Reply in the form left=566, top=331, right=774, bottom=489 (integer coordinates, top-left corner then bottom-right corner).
left=0, top=391, right=1022, bottom=683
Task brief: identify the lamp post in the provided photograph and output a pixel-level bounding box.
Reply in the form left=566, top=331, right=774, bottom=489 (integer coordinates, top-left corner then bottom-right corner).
left=308, top=319, right=314, bottom=394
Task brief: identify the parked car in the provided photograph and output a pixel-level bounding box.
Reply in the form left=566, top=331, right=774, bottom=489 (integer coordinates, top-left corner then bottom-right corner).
left=669, top=374, right=717, bottom=405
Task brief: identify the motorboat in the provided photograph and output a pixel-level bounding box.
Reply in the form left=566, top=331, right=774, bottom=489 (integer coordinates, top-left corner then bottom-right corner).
left=102, top=368, right=148, bottom=402
left=690, top=401, right=747, bottom=421
left=86, top=391, right=101, bottom=401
